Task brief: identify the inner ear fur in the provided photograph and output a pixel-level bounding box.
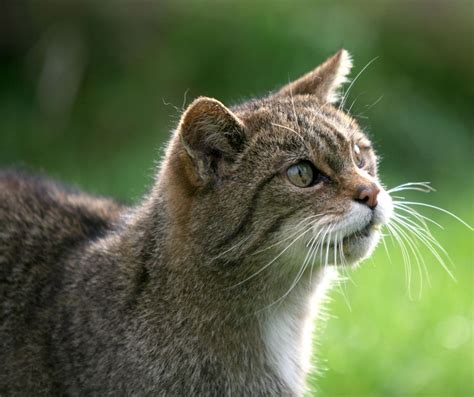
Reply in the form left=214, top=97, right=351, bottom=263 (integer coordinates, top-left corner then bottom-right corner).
left=277, top=49, right=353, bottom=104
left=178, top=97, right=246, bottom=182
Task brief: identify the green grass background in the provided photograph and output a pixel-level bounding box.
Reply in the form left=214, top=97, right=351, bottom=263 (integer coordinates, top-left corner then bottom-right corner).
left=0, top=1, right=472, bottom=395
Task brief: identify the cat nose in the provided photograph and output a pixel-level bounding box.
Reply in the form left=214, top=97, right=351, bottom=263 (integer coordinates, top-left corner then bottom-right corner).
left=355, top=184, right=380, bottom=209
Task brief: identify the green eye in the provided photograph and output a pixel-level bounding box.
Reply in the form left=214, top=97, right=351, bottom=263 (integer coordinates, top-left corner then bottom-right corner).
left=353, top=144, right=365, bottom=168
left=287, top=161, right=314, bottom=187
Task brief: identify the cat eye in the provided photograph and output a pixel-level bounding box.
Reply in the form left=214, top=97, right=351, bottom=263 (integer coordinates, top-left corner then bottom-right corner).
left=353, top=144, right=365, bottom=168
left=287, top=161, right=316, bottom=188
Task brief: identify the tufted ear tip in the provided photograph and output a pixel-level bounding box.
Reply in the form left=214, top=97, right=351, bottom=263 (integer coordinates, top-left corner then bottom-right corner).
left=334, top=49, right=353, bottom=80
left=326, top=48, right=353, bottom=102
left=335, top=48, right=352, bottom=66
left=277, top=49, right=354, bottom=104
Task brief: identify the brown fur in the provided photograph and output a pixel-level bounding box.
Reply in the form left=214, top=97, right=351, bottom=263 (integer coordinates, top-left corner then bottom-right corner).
left=0, top=50, right=388, bottom=395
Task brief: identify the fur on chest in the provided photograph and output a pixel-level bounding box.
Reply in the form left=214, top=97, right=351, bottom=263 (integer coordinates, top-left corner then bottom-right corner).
left=261, top=267, right=337, bottom=395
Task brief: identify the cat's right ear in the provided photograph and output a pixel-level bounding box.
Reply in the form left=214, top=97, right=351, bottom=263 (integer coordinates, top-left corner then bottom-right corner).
left=177, top=97, right=246, bottom=185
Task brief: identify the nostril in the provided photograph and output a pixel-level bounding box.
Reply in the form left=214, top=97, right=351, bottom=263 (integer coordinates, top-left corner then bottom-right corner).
left=357, top=191, right=370, bottom=203
left=355, top=185, right=380, bottom=209
left=355, top=191, right=372, bottom=208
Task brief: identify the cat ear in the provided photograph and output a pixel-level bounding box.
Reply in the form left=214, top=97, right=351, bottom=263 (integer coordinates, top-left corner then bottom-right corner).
left=178, top=96, right=246, bottom=182
left=277, top=49, right=353, bottom=104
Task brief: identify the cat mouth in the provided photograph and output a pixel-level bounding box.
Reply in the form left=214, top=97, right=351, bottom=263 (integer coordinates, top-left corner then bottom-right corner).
left=306, top=221, right=382, bottom=266
left=319, top=221, right=381, bottom=250
left=342, top=222, right=380, bottom=244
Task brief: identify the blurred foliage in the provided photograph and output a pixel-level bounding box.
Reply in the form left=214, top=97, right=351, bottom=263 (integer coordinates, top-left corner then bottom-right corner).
left=0, top=0, right=472, bottom=395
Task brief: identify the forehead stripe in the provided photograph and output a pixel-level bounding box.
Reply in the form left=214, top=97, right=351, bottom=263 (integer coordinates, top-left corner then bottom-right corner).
left=310, top=119, right=350, bottom=173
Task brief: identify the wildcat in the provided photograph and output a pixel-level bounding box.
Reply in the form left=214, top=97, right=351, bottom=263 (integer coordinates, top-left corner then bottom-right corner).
left=0, top=49, right=393, bottom=396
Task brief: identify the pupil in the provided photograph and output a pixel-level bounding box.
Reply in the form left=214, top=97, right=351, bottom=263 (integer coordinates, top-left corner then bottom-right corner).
left=287, top=162, right=315, bottom=187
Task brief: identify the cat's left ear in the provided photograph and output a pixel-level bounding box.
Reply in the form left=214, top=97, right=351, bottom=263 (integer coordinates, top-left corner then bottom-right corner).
left=178, top=96, right=246, bottom=183
left=277, top=49, right=353, bottom=104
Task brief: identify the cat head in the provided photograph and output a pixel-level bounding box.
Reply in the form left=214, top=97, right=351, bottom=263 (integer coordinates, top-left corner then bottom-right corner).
left=163, top=49, right=392, bottom=282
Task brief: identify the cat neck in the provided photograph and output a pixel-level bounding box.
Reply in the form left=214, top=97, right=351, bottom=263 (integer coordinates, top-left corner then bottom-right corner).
left=118, top=196, right=336, bottom=395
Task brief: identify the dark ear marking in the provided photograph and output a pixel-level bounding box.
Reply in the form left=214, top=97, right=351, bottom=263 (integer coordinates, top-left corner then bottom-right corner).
left=277, top=49, right=353, bottom=104
left=178, top=97, right=246, bottom=182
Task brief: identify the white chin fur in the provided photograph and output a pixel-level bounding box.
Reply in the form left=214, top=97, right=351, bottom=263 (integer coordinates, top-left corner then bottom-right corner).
left=284, top=186, right=393, bottom=267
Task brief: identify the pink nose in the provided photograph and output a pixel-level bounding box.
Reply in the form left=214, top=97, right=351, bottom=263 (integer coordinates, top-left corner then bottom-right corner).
left=356, top=184, right=380, bottom=209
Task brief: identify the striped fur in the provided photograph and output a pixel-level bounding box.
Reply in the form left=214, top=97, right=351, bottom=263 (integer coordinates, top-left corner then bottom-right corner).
left=0, top=50, right=392, bottom=395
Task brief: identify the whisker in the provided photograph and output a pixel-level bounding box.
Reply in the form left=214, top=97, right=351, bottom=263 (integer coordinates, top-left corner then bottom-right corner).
left=393, top=216, right=442, bottom=272
left=391, top=215, right=455, bottom=281
left=334, top=232, right=353, bottom=310
left=271, top=123, right=305, bottom=143
left=251, top=215, right=323, bottom=256
left=346, top=95, right=360, bottom=116
left=339, top=56, right=379, bottom=111
left=386, top=180, right=472, bottom=290
left=390, top=217, right=435, bottom=287
left=324, top=225, right=336, bottom=270
left=380, top=231, right=392, bottom=264
left=301, top=234, right=320, bottom=275
left=390, top=187, right=434, bottom=194
left=392, top=212, right=448, bottom=257
left=353, top=95, right=384, bottom=118
left=210, top=234, right=253, bottom=261
left=388, top=182, right=434, bottom=194
left=307, top=227, right=327, bottom=285
left=226, top=221, right=316, bottom=289
left=255, top=226, right=332, bottom=315
left=385, top=223, right=413, bottom=299
left=389, top=221, right=426, bottom=298
left=318, top=225, right=330, bottom=267
left=393, top=203, right=444, bottom=230
left=395, top=201, right=473, bottom=230
left=337, top=231, right=354, bottom=288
